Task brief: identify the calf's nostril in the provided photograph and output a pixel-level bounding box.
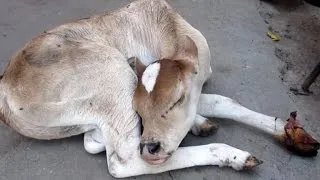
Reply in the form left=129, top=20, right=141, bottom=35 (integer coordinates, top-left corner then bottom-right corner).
left=147, top=142, right=161, bottom=154
left=140, top=141, right=161, bottom=155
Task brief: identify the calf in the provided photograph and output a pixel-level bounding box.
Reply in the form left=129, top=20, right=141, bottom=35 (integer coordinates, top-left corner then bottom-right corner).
left=0, top=0, right=318, bottom=178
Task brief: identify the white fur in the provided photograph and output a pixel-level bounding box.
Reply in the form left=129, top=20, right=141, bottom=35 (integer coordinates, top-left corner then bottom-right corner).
left=84, top=129, right=105, bottom=154
left=191, top=114, right=208, bottom=136
left=107, top=143, right=251, bottom=178
left=197, top=94, right=286, bottom=134
left=141, top=62, right=161, bottom=93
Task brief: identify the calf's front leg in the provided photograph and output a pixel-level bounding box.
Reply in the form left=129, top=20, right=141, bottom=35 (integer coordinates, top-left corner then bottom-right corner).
left=107, top=143, right=262, bottom=178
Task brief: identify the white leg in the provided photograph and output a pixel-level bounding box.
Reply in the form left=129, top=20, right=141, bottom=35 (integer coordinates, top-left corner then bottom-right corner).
left=191, top=115, right=207, bottom=135
left=84, top=129, right=105, bottom=154
left=197, top=94, right=286, bottom=135
left=107, top=143, right=261, bottom=178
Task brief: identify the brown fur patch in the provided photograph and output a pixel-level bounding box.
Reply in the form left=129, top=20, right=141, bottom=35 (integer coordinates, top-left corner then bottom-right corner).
left=134, top=34, right=199, bottom=111
left=135, top=59, right=191, bottom=119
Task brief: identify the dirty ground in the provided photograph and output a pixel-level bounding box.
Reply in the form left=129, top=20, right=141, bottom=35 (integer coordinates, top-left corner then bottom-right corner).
left=0, top=0, right=319, bottom=180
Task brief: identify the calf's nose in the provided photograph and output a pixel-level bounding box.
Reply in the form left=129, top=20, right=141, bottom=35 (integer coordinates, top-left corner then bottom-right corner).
left=140, top=141, right=161, bottom=155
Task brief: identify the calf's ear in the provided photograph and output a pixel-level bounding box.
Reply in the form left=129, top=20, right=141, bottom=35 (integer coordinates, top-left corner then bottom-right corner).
left=176, top=35, right=198, bottom=59
left=174, top=35, right=199, bottom=75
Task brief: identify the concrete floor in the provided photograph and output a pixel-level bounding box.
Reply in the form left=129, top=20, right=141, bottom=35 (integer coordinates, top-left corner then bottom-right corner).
left=0, top=0, right=319, bottom=179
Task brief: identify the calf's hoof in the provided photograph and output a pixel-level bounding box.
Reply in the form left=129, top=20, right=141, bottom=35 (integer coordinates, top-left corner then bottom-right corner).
left=242, top=156, right=264, bottom=170
left=198, top=119, right=219, bottom=137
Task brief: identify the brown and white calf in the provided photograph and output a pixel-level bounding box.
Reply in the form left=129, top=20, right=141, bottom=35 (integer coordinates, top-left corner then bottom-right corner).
left=0, top=0, right=318, bottom=178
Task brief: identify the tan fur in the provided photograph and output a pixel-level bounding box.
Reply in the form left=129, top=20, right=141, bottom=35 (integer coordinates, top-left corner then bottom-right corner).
left=0, top=0, right=211, bottom=143
left=0, top=0, right=213, bottom=173
left=135, top=60, right=188, bottom=140
left=135, top=58, right=196, bottom=134
left=133, top=34, right=201, bottom=151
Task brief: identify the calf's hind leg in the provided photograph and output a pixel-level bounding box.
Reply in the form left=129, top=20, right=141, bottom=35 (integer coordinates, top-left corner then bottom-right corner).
left=191, top=114, right=219, bottom=137
left=197, top=94, right=320, bottom=156
left=197, top=94, right=286, bottom=134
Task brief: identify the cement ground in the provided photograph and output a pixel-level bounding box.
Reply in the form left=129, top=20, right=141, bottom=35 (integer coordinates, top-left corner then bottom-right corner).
left=0, top=0, right=319, bottom=179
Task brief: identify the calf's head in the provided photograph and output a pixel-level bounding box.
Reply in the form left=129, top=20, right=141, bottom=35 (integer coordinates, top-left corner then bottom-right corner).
left=132, top=36, right=200, bottom=165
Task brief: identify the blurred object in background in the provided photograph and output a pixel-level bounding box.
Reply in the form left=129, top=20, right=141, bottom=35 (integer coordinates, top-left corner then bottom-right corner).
left=304, top=0, right=320, bottom=7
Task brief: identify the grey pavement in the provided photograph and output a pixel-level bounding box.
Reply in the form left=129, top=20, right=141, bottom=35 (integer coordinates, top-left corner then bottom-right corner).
left=0, top=0, right=319, bottom=180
